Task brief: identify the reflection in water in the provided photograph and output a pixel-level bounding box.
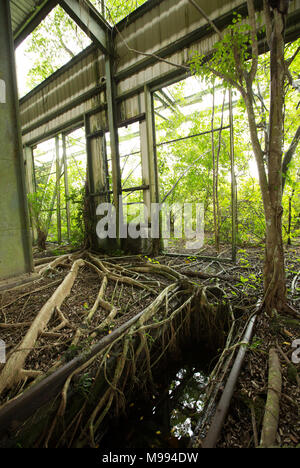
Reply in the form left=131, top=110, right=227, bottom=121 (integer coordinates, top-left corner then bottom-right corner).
left=169, top=368, right=208, bottom=439
left=99, top=364, right=208, bottom=449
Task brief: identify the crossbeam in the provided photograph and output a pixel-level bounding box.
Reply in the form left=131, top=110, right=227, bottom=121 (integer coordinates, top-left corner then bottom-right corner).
left=60, top=0, right=112, bottom=54
left=14, top=0, right=58, bottom=48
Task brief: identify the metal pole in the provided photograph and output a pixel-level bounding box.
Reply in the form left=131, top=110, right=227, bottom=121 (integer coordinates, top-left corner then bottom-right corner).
left=202, top=314, right=257, bottom=448
left=62, top=134, right=71, bottom=242
left=55, top=135, right=62, bottom=244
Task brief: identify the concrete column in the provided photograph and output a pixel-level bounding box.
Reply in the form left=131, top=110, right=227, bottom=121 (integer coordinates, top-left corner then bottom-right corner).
left=85, top=114, right=112, bottom=250
left=140, top=87, right=161, bottom=254
left=24, top=145, right=37, bottom=243
left=105, top=56, right=122, bottom=246
left=140, top=120, right=152, bottom=222
left=144, top=86, right=160, bottom=207
left=0, top=0, right=33, bottom=280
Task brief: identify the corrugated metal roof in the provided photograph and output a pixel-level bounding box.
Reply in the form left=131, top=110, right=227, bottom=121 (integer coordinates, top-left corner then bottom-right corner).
left=18, top=0, right=300, bottom=145
left=10, top=0, right=58, bottom=45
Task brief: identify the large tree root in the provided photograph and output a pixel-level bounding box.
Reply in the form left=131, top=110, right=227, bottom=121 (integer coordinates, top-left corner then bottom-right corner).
left=0, top=259, right=84, bottom=395
left=85, top=255, right=155, bottom=292
left=0, top=250, right=235, bottom=448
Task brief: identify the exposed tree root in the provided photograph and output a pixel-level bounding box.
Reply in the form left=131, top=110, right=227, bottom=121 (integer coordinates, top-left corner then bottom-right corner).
left=85, top=256, right=155, bottom=292
left=37, top=254, right=70, bottom=275
left=0, top=251, right=235, bottom=448
left=0, top=259, right=84, bottom=394
left=0, top=280, right=62, bottom=311
left=86, top=276, right=108, bottom=323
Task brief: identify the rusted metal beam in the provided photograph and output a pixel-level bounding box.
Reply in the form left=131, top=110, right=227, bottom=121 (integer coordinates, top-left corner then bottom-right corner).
left=60, top=0, right=112, bottom=54
left=14, top=0, right=58, bottom=48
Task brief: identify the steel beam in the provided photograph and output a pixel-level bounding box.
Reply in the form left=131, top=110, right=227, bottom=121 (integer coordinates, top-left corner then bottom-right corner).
left=60, top=0, right=112, bottom=54
left=14, top=0, right=58, bottom=48
left=0, top=0, right=33, bottom=280
left=55, top=135, right=62, bottom=244
left=105, top=55, right=122, bottom=246
left=62, top=134, right=71, bottom=241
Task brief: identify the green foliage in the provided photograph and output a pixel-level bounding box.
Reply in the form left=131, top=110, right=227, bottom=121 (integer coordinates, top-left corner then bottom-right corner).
left=77, top=372, right=93, bottom=397
left=186, top=11, right=300, bottom=249
left=98, top=0, right=147, bottom=24
left=189, top=13, right=253, bottom=87
left=23, top=5, right=299, bottom=253
left=67, top=186, right=86, bottom=246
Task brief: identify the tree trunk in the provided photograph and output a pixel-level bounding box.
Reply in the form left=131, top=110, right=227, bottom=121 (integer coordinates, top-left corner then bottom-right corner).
left=263, top=4, right=287, bottom=312
left=242, top=3, right=289, bottom=314
left=263, top=204, right=286, bottom=311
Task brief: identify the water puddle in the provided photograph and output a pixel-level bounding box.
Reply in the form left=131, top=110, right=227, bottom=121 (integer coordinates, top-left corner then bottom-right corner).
left=99, top=362, right=210, bottom=449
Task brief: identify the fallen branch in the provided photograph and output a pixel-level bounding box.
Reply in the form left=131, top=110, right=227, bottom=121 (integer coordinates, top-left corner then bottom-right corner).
left=260, top=348, right=282, bottom=448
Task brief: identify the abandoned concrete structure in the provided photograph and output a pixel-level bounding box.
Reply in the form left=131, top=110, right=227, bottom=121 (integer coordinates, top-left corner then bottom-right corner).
left=1, top=0, right=300, bottom=281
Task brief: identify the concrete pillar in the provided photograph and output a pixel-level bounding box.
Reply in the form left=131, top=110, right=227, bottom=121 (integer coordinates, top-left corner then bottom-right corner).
left=105, top=56, right=122, bottom=246
left=85, top=114, right=113, bottom=250
left=24, top=145, right=37, bottom=243
left=0, top=0, right=33, bottom=280
left=140, top=87, right=161, bottom=254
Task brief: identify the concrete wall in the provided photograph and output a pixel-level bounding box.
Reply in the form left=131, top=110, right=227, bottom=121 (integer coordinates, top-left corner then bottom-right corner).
left=0, top=0, right=33, bottom=280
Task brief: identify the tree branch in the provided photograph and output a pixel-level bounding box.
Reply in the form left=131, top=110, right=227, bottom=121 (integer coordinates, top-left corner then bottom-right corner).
left=160, top=150, right=210, bottom=205
left=205, top=64, right=246, bottom=95
left=282, top=125, right=300, bottom=191
left=284, top=65, right=300, bottom=92
left=285, top=45, right=300, bottom=68
left=188, top=0, right=222, bottom=40
left=243, top=87, right=270, bottom=211
left=111, top=14, right=190, bottom=72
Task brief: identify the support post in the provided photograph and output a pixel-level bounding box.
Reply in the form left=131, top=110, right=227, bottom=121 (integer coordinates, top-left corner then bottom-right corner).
left=85, top=114, right=112, bottom=250
left=144, top=86, right=160, bottom=206
left=24, top=145, right=37, bottom=243
left=140, top=120, right=152, bottom=223
left=142, top=86, right=161, bottom=254
left=62, top=134, right=71, bottom=242
left=105, top=56, right=122, bottom=247
left=0, top=0, right=33, bottom=280
left=55, top=135, right=62, bottom=244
